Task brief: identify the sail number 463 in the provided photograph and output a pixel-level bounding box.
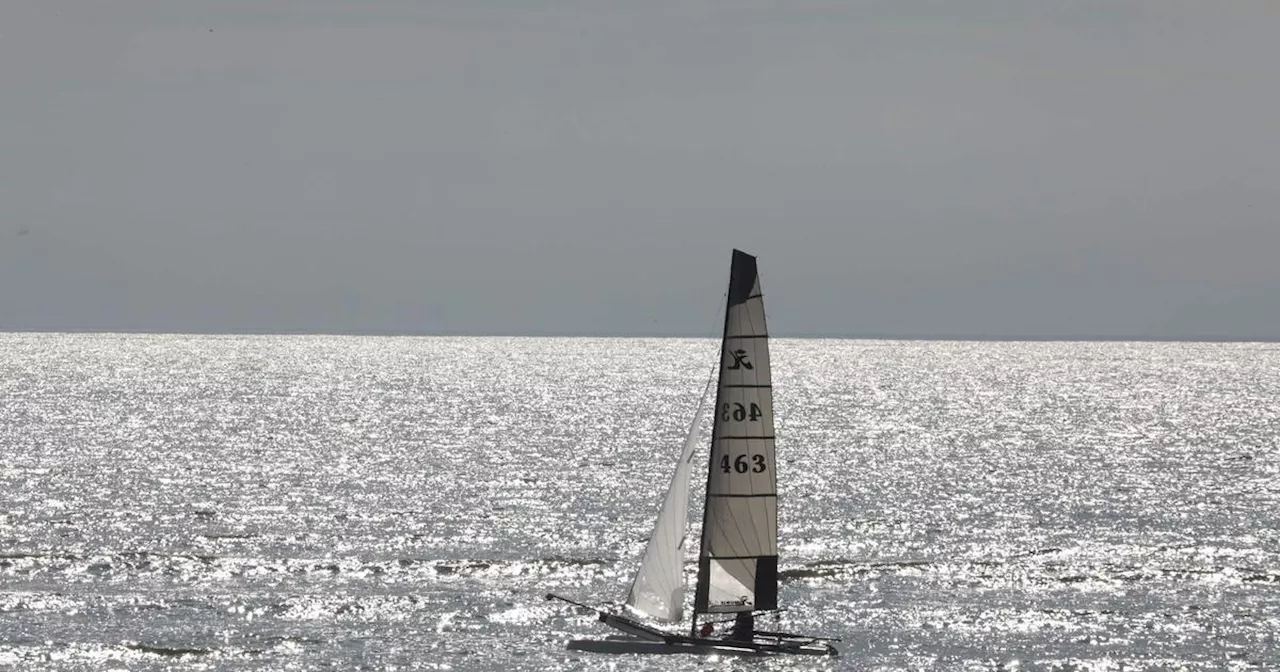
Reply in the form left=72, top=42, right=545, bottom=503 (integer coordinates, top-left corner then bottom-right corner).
left=720, top=454, right=767, bottom=473
left=721, top=402, right=763, bottom=422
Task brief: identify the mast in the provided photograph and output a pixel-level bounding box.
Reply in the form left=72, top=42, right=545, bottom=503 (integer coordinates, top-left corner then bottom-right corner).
left=691, top=249, right=779, bottom=635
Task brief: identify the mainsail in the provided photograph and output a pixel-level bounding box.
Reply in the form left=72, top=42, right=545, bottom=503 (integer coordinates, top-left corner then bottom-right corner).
left=624, top=379, right=713, bottom=622
left=694, top=249, right=779, bottom=615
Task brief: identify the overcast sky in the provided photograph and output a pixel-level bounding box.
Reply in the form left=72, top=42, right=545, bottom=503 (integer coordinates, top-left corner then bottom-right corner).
left=2, top=1, right=1277, bottom=339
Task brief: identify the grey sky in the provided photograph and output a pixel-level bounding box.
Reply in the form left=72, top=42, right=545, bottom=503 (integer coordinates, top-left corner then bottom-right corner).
left=2, top=1, right=1277, bottom=338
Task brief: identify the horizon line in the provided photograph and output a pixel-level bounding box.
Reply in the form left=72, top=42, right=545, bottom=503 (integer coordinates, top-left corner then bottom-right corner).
left=1, top=328, right=1277, bottom=344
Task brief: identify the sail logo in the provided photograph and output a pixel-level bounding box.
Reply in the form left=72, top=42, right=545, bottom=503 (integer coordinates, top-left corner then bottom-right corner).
left=727, top=349, right=754, bottom=370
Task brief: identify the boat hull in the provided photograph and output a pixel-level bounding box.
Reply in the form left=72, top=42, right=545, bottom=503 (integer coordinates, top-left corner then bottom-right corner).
left=566, top=635, right=837, bottom=657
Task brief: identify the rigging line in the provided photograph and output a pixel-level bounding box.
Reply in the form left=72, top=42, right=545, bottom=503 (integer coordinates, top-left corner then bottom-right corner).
left=699, top=290, right=728, bottom=405
left=692, top=289, right=727, bottom=513
left=694, top=261, right=739, bottom=627
left=623, top=287, right=727, bottom=611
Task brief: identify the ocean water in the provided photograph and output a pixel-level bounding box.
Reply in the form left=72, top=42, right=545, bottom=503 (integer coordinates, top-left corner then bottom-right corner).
left=1, top=334, right=1278, bottom=671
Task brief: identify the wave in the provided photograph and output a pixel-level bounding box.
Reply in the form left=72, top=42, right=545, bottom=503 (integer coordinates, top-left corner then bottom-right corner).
left=0, top=551, right=617, bottom=582
left=779, top=558, right=933, bottom=581
left=123, top=643, right=215, bottom=658
left=6, top=549, right=1271, bottom=591
left=428, top=555, right=616, bottom=579
left=776, top=555, right=1280, bottom=587
left=0, top=641, right=270, bottom=665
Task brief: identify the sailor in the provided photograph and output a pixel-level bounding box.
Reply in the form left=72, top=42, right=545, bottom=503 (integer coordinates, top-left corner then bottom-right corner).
left=729, top=611, right=754, bottom=642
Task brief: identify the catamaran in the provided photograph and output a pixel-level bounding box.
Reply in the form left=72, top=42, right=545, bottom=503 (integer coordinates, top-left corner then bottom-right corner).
left=547, top=250, right=838, bottom=657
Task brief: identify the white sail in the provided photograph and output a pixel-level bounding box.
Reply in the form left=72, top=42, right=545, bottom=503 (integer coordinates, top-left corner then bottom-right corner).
left=625, top=380, right=713, bottom=622
left=695, top=250, right=779, bottom=614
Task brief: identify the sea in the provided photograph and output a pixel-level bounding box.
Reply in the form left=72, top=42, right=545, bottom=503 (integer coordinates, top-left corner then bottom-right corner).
left=1, top=334, right=1277, bottom=671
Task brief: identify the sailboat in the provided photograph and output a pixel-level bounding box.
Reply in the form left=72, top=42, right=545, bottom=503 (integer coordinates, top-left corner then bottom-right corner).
left=547, top=250, right=839, bottom=657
